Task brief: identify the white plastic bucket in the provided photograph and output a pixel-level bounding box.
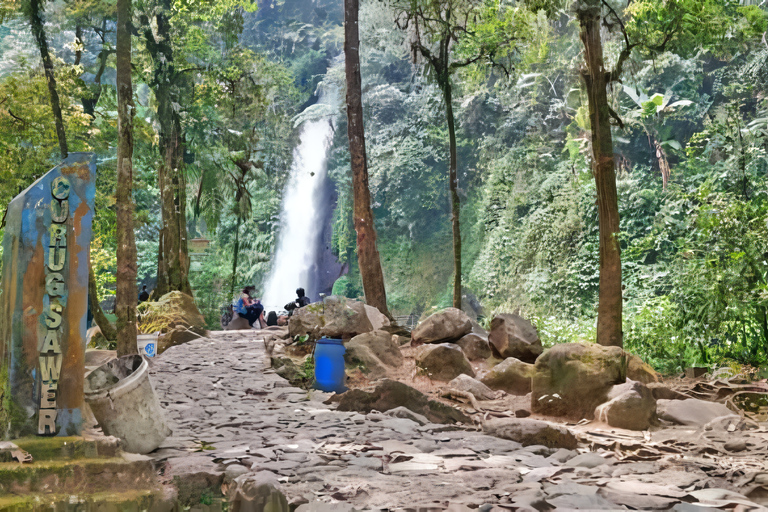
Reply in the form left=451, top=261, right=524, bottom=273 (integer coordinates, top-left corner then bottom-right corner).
left=84, top=355, right=171, bottom=453
left=137, top=333, right=158, bottom=358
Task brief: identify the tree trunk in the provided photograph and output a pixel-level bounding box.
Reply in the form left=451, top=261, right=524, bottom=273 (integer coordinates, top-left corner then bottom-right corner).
left=144, top=0, right=192, bottom=297
left=27, top=0, right=68, bottom=159
left=230, top=215, right=241, bottom=299
left=344, top=0, right=392, bottom=319
left=115, top=0, right=138, bottom=356
left=579, top=3, right=623, bottom=347
left=441, top=80, right=462, bottom=310
left=82, top=21, right=111, bottom=117
left=89, top=264, right=117, bottom=341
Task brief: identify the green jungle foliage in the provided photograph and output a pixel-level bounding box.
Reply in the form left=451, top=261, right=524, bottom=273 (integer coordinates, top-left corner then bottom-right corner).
left=0, top=0, right=765, bottom=373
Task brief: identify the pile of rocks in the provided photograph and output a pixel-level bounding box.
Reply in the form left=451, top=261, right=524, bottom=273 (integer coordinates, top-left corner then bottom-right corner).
left=279, top=300, right=747, bottom=435
left=405, top=308, right=747, bottom=434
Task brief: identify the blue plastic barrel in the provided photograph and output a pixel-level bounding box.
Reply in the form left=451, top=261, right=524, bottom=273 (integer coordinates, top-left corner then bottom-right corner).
left=313, top=338, right=347, bottom=393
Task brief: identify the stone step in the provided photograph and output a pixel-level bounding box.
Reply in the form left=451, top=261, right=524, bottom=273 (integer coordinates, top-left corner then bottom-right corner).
left=0, top=488, right=178, bottom=512
left=0, top=456, right=158, bottom=496
left=7, top=436, right=119, bottom=462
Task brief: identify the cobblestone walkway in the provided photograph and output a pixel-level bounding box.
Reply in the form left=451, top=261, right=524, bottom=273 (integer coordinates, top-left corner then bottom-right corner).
left=148, top=331, right=768, bottom=511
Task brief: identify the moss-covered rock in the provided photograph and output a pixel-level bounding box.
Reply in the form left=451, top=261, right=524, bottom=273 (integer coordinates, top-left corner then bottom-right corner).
left=138, top=292, right=208, bottom=354
left=531, top=342, right=627, bottom=419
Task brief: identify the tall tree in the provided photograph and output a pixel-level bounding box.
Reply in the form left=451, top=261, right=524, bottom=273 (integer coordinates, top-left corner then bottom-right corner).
left=115, top=0, right=138, bottom=355
left=393, top=0, right=530, bottom=309
left=139, top=0, right=192, bottom=297
left=576, top=0, right=622, bottom=347
left=345, top=0, right=392, bottom=319
left=571, top=0, right=766, bottom=347
left=24, top=0, right=67, bottom=159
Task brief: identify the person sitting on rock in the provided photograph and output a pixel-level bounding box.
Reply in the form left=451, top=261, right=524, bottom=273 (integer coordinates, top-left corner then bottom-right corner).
left=266, top=310, right=278, bottom=327
left=284, top=287, right=311, bottom=316
left=236, top=286, right=265, bottom=328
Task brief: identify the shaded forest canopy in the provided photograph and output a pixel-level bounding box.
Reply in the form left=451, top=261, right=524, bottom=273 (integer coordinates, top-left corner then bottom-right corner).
left=0, top=0, right=766, bottom=373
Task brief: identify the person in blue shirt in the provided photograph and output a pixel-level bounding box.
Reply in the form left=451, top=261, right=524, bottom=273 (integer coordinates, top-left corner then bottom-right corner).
left=235, top=286, right=265, bottom=328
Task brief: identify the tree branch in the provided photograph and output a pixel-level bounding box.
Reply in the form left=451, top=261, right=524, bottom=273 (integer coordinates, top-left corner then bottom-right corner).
left=7, top=109, right=27, bottom=125
left=601, top=0, right=636, bottom=83
left=608, top=105, right=625, bottom=129
left=179, top=66, right=207, bottom=74
left=449, top=53, right=484, bottom=70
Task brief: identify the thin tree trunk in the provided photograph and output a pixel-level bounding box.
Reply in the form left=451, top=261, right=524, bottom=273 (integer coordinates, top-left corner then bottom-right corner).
left=344, top=0, right=392, bottom=319
left=27, top=0, right=68, bottom=159
left=442, top=80, right=462, bottom=310
left=579, top=3, right=623, bottom=347
left=82, top=21, right=111, bottom=117
left=156, top=217, right=167, bottom=296
left=89, top=264, right=117, bottom=341
left=230, top=216, right=241, bottom=299
left=115, top=0, right=138, bottom=356
left=74, top=24, right=82, bottom=66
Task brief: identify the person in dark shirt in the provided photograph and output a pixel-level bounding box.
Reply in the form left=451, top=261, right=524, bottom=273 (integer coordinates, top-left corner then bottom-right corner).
left=266, top=311, right=278, bottom=326
left=296, top=287, right=311, bottom=307
left=284, top=287, right=311, bottom=316
left=139, top=285, right=150, bottom=303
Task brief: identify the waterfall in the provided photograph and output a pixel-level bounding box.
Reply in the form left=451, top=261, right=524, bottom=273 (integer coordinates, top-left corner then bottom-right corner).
left=261, top=107, right=335, bottom=311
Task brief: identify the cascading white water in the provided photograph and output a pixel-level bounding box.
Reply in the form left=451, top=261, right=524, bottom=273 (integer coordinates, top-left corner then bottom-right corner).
left=261, top=115, right=335, bottom=311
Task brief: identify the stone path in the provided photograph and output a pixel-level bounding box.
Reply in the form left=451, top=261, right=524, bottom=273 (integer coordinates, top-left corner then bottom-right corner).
left=148, top=331, right=768, bottom=511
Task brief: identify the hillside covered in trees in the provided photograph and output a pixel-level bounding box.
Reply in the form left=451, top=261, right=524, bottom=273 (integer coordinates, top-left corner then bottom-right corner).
left=0, top=0, right=766, bottom=374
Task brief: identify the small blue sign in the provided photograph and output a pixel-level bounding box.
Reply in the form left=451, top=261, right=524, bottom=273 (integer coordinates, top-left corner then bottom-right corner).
left=144, top=342, right=156, bottom=358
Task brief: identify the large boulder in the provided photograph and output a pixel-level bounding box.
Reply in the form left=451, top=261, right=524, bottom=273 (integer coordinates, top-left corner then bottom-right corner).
left=344, top=330, right=403, bottom=379
left=336, top=379, right=470, bottom=424
left=416, top=343, right=475, bottom=381
left=483, top=418, right=578, bottom=449
left=488, top=314, right=542, bottom=363
left=656, top=399, right=738, bottom=426
left=481, top=357, right=535, bottom=395
left=288, top=303, right=324, bottom=339
left=626, top=354, right=660, bottom=384
left=140, top=292, right=208, bottom=354
left=289, top=296, right=373, bottom=341
left=595, top=380, right=656, bottom=431
left=411, top=308, right=472, bottom=345
left=364, top=305, right=391, bottom=331
left=531, top=342, right=627, bottom=419
left=447, top=374, right=495, bottom=400
left=455, top=333, right=492, bottom=361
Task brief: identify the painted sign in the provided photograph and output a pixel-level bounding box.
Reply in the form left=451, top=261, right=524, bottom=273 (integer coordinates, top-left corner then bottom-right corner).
left=0, top=153, right=95, bottom=438
left=38, top=176, right=70, bottom=434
